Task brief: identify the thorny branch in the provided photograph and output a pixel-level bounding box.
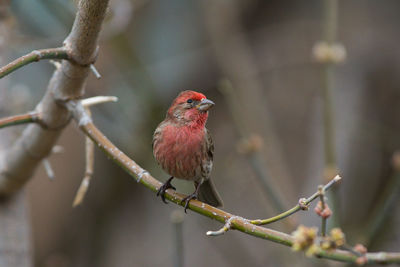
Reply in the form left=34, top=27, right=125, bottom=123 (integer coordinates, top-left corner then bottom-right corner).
left=0, top=47, right=69, bottom=79
left=66, top=100, right=400, bottom=265
left=0, top=0, right=110, bottom=196
left=0, top=100, right=400, bottom=264
left=0, top=0, right=398, bottom=264
left=72, top=97, right=117, bottom=206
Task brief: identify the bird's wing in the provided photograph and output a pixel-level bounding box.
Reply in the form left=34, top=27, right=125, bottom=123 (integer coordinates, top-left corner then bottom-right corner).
left=206, top=128, right=214, bottom=161
left=152, top=121, right=165, bottom=151
left=201, top=128, right=214, bottom=180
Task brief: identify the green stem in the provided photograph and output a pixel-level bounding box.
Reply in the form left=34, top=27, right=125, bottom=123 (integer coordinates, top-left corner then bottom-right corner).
left=251, top=176, right=340, bottom=226
left=321, top=0, right=341, bottom=227
left=0, top=47, right=68, bottom=79
left=319, top=186, right=327, bottom=237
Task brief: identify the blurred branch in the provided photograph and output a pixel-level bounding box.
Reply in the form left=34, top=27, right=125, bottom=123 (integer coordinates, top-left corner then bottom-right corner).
left=321, top=0, right=338, bottom=177
left=363, top=152, right=400, bottom=247
left=318, top=186, right=327, bottom=237
left=170, top=210, right=185, bottom=267
left=0, top=112, right=39, bottom=129
left=66, top=99, right=400, bottom=264
left=0, top=47, right=68, bottom=79
left=0, top=0, right=110, bottom=196
left=251, top=176, right=340, bottom=226
left=202, top=0, right=294, bottom=210
left=219, top=80, right=290, bottom=224
left=312, top=0, right=346, bottom=227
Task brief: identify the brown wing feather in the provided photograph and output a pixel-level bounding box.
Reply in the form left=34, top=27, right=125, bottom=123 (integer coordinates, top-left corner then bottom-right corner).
left=200, top=128, right=213, bottom=180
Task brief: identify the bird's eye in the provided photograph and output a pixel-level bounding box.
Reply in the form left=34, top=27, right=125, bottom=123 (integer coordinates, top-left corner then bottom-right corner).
left=187, top=99, right=193, bottom=104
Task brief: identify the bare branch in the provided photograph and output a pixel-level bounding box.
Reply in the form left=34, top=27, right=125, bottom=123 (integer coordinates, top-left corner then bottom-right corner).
left=251, top=175, right=341, bottom=226
left=73, top=106, right=95, bottom=207
left=170, top=210, right=184, bottom=267
left=67, top=102, right=400, bottom=264
left=0, top=112, right=39, bottom=129
left=0, top=0, right=110, bottom=196
left=73, top=135, right=94, bottom=207
left=0, top=47, right=68, bottom=79
left=363, top=152, right=400, bottom=246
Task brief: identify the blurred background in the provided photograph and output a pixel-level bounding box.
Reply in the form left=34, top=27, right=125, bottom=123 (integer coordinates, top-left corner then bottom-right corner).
left=1, top=0, right=400, bottom=266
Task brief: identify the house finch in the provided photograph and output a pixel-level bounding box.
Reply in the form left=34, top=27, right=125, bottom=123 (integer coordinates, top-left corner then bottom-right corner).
left=153, top=90, right=223, bottom=212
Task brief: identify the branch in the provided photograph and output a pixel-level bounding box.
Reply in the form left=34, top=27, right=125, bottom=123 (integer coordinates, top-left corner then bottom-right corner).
left=0, top=48, right=68, bottom=79
left=219, top=80, right=291, bottom=225
left=67, top=100, right=400, bottom=264
left=73, top=107, right=95, bottom=207
left=0, top=0, right=110, bottom=196
left=250, top=175, right=341, bottom=226
left=202, top=0, right=295, bottom=213
left=363, top=152, right=400, bottom=246
left=170, top=210, right=185, bottom=267
left=0, top=112, right=39, bottom=129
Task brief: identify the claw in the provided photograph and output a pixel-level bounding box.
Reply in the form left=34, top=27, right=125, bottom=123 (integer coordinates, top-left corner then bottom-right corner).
left=181, top=194, right=196, bottom=213
left=180, top=181, right=202, bottom=213
left=157, top=177, right=175, bottom=204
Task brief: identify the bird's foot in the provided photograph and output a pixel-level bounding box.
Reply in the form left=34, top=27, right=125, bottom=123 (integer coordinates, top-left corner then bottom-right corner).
left=157, top=177, right=176, bottom=204
left=181, top=192, right=198, bottom=213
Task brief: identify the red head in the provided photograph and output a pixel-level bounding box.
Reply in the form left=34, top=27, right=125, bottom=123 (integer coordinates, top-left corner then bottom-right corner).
left=167, top=90, right=215, bottom=128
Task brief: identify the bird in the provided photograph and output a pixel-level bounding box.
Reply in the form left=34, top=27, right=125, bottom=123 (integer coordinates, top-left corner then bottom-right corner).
left=152, top=90, right=223, bottom=212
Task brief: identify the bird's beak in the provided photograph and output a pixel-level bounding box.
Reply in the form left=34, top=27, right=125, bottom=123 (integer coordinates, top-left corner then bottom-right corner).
left=196, top=99, right=215, bottom=112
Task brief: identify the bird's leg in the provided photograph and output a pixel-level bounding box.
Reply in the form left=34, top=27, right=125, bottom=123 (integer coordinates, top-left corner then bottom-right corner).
left=157, top=176, right=176, bottom=204
left=181, top=181, right=201, bottom=213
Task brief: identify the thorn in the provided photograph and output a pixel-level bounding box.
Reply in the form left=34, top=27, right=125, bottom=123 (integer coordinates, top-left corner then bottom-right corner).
left=52, top=145, right=65, bottom=154
left=90, top=64, right=101, bottom=79
left=43, top=159, right=55, bottom=180
left=81, top=96, right=118, bottom=107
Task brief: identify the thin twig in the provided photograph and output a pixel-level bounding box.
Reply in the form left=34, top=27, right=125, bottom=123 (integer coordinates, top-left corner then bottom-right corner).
left=68, top=102, right=400, bottom=264
left=73, top=97, right=118, bottom=207
left=72, top=134, right=95, bottom=207
left=73, top=106, right=95, bottom=207
left=250, top=175, right=341, bottom=226
left=318, top=185, right=327, bottom=237
left=319, top=0, right=341, bottom=227
left=0, top=47, right=68, bottom=79
left=0, top=112, right=39, bottom=129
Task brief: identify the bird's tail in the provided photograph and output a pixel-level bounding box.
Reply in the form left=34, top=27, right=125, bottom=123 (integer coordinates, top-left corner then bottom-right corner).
left=198, top=179, right=223, bottom=207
